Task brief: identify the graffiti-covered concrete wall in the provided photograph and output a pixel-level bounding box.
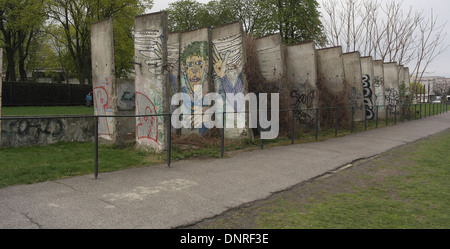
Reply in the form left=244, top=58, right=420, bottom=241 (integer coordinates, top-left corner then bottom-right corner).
left=373, top=60, right=386, bottom=119
left=212, top=22, right=251, bottom=139
left=168, top=32, right=181, bottom=97
left=361, top=56, right=376, bottom=120
left=286, top=42, right=318, bottom=124
left=1, top=117, right=94, bottom=148
left=343, top=52, right=364, bottom=121
left=134, top=12, right=169, bottom=152
left=91, top=18, right=117, bottom=142
left=116, top=79, right=136, bottom=147
left=168, top=32, right=181, bottom=134
left=384, top=63, right=399, bottom=115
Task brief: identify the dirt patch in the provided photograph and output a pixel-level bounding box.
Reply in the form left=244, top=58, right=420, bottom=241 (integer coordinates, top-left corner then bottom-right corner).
left=180, top=130, right=443, bottom=229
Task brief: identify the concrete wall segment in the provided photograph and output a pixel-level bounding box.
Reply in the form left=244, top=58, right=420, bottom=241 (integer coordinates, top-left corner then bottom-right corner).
left=91, top=18, right=117, bottom=142
left=134, top=11, right=169, bottom=152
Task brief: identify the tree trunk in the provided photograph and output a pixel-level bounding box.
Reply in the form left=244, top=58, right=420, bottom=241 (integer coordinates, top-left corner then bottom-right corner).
left=5, top=48, right=17, bottom=82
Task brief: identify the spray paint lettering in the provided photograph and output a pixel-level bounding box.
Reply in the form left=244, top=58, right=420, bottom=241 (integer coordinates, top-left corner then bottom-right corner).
left=363, top=74, right=374, bottom=120
left=385, top=87, right=399, bottom=114
left=93, top=78, right=113, bottom=136
left=135, top=92, right=158, bottom=142
left=290, top=89, right=316, bottom=122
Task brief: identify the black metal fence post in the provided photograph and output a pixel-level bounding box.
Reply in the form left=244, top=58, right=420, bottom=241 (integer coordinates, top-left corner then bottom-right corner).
left=364, top=105, right=367, bottom=131
left=386, top=105, right=388, bottom=127
left=420, top=102, right=422, bottom=119
left=167, top=114, right=172, bottom=168
left=394, top=105, right=397, bottom=124
left=315, top=108, right=319, bottom=141
left=376, top=105, right=379, bottom=128
left=334, top=107, right=338, bottom=137
left=429, top=102, right=431, bottom=116
left=414, top=104, right=417, bottom=120
left=351, top=106, right=354, bottom=133
left=291, top=109, right=295, bottom=145
left=94, top=115, right=99, bottom=179
left=221, top=111, right=225, bottom=158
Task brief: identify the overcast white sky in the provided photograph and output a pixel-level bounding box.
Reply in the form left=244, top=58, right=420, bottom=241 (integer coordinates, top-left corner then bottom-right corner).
left=150, top=0, right=450, bottom=78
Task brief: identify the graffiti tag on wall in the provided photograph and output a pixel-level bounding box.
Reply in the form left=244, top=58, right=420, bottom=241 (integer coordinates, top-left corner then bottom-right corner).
left=373, top=76, right=385, bottom=112
left=385, top=87, right=399, bottom=114
left=290, top=89, right=316, bottom=122
left=134, top=26, right=165, bottom=147
left=93, top=77, right=113, bottom=136
left=363, top=74, right=374, bottom=120
left=135, top=92, right=159, bottom=142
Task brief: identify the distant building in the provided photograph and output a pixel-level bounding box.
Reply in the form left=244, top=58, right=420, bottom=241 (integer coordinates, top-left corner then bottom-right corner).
left=416, top=76, right=450, bottom=96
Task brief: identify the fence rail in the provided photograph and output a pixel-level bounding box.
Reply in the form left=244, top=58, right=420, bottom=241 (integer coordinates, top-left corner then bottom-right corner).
left=1, top=102, right=448, bottom=179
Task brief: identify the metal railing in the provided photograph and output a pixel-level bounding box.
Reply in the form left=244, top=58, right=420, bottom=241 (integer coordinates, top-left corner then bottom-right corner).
left=1, top=101, right=448, bottom=179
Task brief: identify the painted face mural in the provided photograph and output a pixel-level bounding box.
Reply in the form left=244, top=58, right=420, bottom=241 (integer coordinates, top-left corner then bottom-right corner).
left=186, top=55, right=207, bottom=93
left=181, top=41, right=209, bottom=97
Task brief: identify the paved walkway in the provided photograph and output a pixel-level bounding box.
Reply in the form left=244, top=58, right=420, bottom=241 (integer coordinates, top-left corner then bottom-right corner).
left=1, top=113, right=449, bottom=229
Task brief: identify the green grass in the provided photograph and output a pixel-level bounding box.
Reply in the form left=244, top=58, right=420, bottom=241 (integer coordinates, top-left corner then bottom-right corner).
left=2, top=106, right=94, bottom=116
left=411, top=103, right=449, bottom=118
left=0, top=142, right=164, bottom=188
left=253, top=130, right=450, bottom=229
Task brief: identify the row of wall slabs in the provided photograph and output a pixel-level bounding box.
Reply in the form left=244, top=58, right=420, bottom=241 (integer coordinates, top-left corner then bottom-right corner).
left=91, top=12, right=252, bottom=152
left=90, top=11, right=410, bottom=152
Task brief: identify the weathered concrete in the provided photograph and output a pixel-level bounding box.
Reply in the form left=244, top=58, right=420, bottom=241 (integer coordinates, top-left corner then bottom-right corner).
left=167, top=32, right=181, bottom=134
left=343, top=52, right=364, bottom=121
left=168, top=32, right=181, bottom=97
left=211, top=21, right=251, bottom=139
left=1, top=117, right=95, bottom=147
left=115, top=79, right=136, bottom=147
left=179, top=27, right=210, bottom=136
left=254, top=34, right=289, bottom=133
left=286, top=42, right=318, bottom=125
left=254, top=34, right=285, bottom=83
left=134, top=12, right=169, bottom=152
left=316, top=47, right=346, bottom=94
left=360, top=56, right=376, bottom=120
left=316, top=46, right=350, bottom=128
left=383, top=62, right=399, bottom=115
left=402, top=67, right=410, bottom=86
left=91, top=18, right=117, bottom=142
left=373, top=60, right=386, bottom=119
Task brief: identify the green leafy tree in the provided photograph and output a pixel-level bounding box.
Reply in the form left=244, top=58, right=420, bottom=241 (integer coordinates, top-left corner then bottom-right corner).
left=255, top=0, right=327, bottom=46
left=167, top=0, right=326, bottom=46
left=167, top=0, right=206, bottom=32
left=46, top=0, right=153, bottom=84
left=0, top=0, right=47, bottom=82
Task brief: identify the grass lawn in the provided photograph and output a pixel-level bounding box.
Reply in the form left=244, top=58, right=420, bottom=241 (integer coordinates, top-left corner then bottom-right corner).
left=0, top=142, right=166, bottom=188
left=1, top=106, right=94, bottom=116
left=186, top=129, right=450, bottom=229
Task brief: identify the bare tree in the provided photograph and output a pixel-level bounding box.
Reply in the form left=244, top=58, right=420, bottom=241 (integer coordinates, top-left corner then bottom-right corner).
left=410, top=9, right=449, bottom=84
left=320, top=0, right=448, bottom=86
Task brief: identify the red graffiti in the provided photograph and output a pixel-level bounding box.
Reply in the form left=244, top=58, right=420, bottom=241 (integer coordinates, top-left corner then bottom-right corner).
left=93, top=86, right=112, bottom=135
left=136, top=92, right=158, bottom=142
